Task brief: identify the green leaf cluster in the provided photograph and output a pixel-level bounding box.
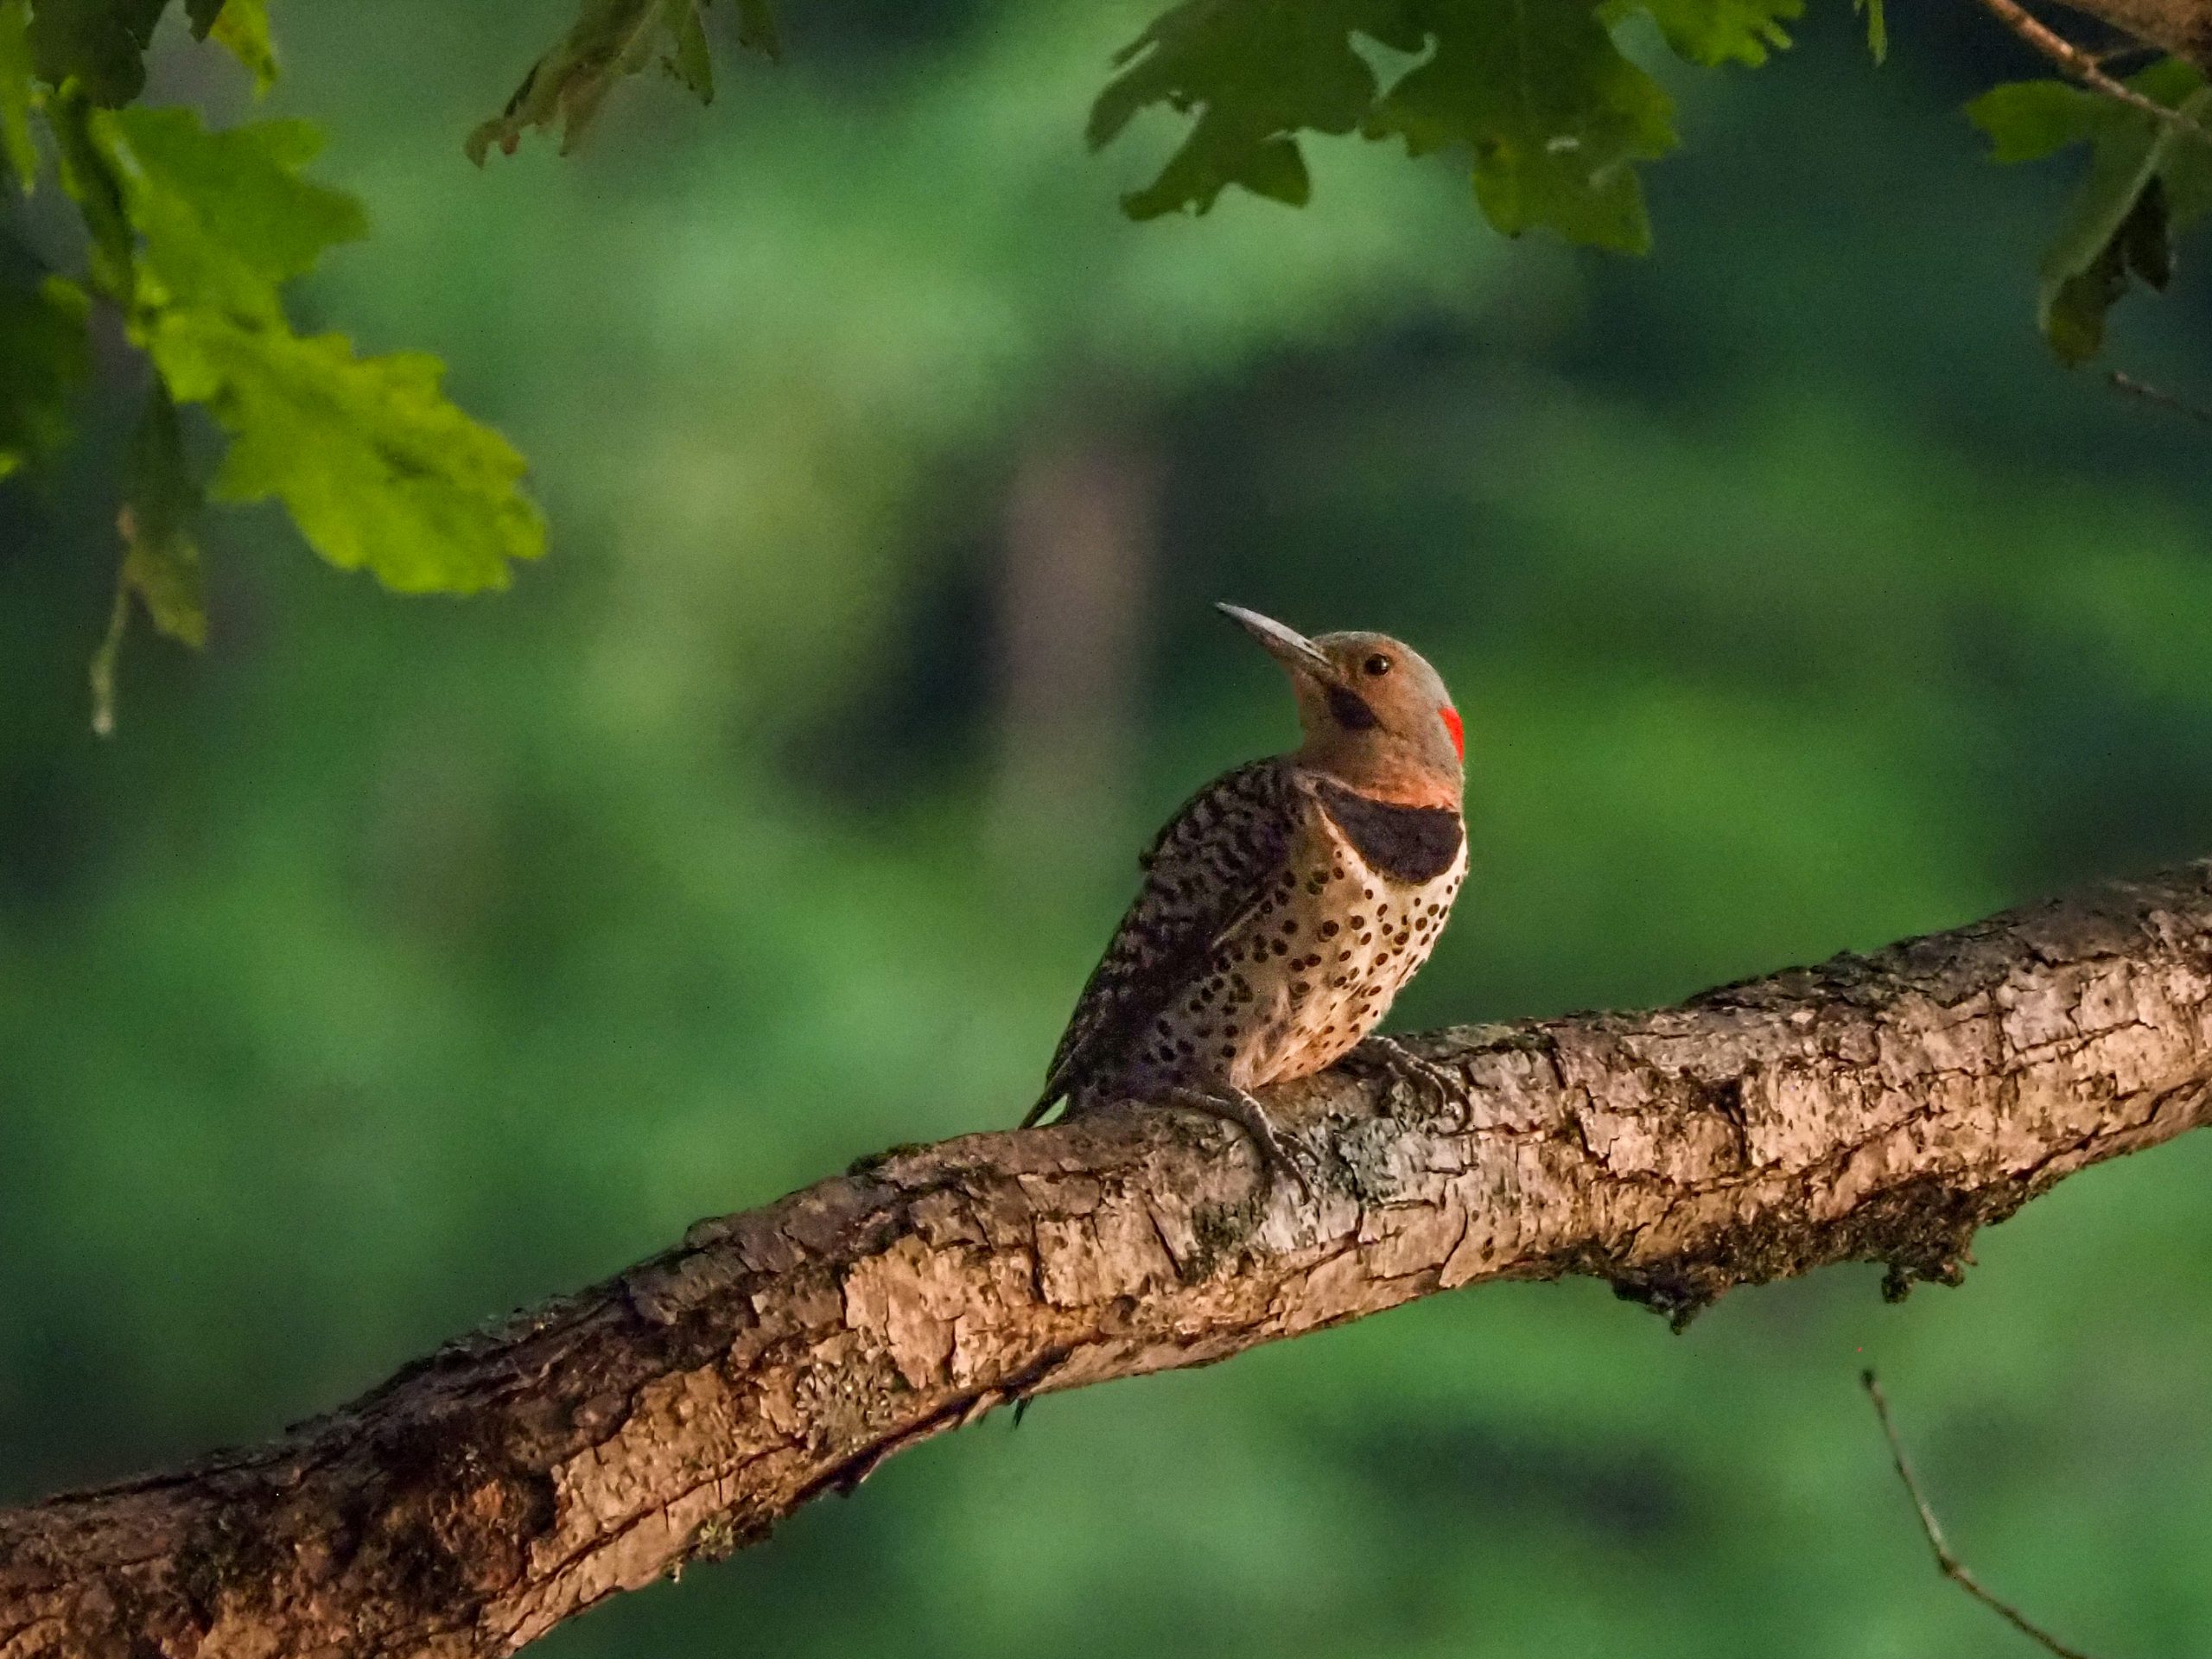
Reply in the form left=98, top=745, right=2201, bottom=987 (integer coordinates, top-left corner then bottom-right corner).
left=23, top=0, right=264, bottom=106
left=0, top=0, right=36, bottom=186
left=26, top=0, right=166, bottom=106
left=201, top=0, right=276, bottom=95
left=69, top=105, right=543, bottom=590
left=12, top=0, right=2212, bottom=741
left=1088, top=0, right=1812, bottom=253
left=467, top=0, right=780, bottom=164
left=1622, top=0, right=1800, bottom=70
left=0, top=271, right=88, bottom=477
left=2, top=0, right=543, bottom=728
left=1969, top=60, right=2212, bottom=365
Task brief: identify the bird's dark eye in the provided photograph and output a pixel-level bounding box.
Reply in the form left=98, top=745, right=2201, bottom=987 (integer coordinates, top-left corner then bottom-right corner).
left=1363, top=654, right=1392, bottom=677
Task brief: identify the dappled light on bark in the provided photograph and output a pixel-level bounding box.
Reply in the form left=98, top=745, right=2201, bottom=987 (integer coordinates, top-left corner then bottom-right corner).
left=3, top=861, right=2210, bottom=1658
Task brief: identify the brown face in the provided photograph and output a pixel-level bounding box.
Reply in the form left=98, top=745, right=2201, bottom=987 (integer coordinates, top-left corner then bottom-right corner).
left=1217, top=605, right=1465, bottom=794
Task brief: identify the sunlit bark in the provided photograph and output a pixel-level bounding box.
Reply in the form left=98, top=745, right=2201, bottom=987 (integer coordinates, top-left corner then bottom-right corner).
left=5, top=863, right=2211, bottom=1658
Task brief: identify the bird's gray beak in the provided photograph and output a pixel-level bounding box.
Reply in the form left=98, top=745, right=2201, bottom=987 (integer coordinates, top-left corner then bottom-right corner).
left=1216, top=603, right=1339, bottom=684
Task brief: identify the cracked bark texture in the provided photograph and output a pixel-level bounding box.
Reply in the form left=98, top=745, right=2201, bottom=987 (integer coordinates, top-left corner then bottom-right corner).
left=8, top=864, right=2212, bottom=1659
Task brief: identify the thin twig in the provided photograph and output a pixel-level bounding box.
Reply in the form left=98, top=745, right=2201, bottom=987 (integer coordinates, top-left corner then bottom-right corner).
left=1861, top=1371, right=2101, bottom=1659
left=2091, top=41, right=2162, bottom=67
left=2108, top=367, right=2212, bottom=425
left=1972, top=0, right=2211, bottom=139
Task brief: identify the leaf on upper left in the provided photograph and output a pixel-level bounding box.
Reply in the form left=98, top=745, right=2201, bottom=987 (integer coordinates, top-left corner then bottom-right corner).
left=0, top=270, right=90, bottom=478
left=90, top=379, right=207, bottom=735
left=25, top=0, right=168, bottom=105
left=58, top=104, right=547, bottom=593
left=1, top=0, right=39, bottom=190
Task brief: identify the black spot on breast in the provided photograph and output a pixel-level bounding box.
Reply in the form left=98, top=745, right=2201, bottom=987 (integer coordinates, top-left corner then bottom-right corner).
left=1315, top=780, right=1465, bottom=885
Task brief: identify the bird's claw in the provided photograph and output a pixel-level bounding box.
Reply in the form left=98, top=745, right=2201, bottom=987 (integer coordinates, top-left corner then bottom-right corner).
left=1172, top=1087, right=1315, bottom=1201
left=1346, top=1034, right=1467, bottom=1126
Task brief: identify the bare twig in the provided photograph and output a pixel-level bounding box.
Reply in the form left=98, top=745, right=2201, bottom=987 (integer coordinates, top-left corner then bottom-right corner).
left=1973, top=0, right=2212, bottom=138
left=1861, top=1371, right=2101, bottom=1659
left=2108, top=366, right=2212, bottom=425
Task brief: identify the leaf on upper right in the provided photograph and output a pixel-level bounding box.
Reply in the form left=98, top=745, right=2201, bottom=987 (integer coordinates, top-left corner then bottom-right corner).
left=1610, top=0, right=1804, bottom=70
left=1365, top=0, right=1677, bottom=254
left=1088, top=0, right=1414, bottom=219
left=1969, top=58, right=2212, bottom=365
left=195, top=0, right=278, bottom=94
left=1092, top=0, right=1679, bottom=253
left=467, top=0, right=780, bottom=164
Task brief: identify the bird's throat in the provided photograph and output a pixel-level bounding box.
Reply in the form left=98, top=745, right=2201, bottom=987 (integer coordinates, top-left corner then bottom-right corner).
left=1311, top=779, right=1464, bottom=885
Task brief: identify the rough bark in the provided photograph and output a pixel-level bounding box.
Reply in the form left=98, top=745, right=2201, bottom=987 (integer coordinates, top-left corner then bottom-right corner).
left=8, top=864, right=2212, bottom=1659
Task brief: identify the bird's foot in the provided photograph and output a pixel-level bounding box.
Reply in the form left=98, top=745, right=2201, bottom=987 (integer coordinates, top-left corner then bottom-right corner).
left=1170, top=1086, right=1314, bottom=1200
left=1345, top=1034, right=1467, bottom=1126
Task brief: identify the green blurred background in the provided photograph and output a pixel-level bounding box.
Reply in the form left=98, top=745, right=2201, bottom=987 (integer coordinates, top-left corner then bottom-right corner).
left=6, top=1, right=2212, bottom=1653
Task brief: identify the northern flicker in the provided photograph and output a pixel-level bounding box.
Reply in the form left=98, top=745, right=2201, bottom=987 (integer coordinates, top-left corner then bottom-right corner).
left=1023, top=603, right=1467, bottom=1187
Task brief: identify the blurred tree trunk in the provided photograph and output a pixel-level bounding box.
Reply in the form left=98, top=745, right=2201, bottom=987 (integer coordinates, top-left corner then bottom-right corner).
left=988, top=420, right=1160, bottom=874
left=6, top=862, right=2212, bottom=1658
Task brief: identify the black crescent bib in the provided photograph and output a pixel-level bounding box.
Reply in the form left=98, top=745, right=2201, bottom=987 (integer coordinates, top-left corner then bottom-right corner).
left=1313, top=779, right=1464, bottom=885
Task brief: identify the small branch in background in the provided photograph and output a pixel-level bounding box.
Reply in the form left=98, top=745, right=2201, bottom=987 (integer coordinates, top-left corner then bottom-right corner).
left=1861, top=1371, right=2101, bottom=1659
left=2107, top=366, right=2212, bottom=425
left=1973, top=0, right=2211, bottom=137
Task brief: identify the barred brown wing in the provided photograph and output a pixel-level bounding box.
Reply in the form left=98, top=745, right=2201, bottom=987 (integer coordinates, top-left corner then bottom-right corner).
left=1026, top=760, right=1300, bottom=1122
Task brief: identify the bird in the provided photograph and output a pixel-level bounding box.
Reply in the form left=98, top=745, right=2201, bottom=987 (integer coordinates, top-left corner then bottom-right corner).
left=1022, top=602, right=1468, bottom=1190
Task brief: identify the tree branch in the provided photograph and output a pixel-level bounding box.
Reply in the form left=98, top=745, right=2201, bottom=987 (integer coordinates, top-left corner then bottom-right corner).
left=2108, top=366, right=2212, bottom=425
left=1973, top=0, right=2212, bottom=137
left=1863, top=1371, right=2100, bottom=1659
left=7, top=863, right=2212, bottom=1658
left=2048, top=0, right=2212, bottom=67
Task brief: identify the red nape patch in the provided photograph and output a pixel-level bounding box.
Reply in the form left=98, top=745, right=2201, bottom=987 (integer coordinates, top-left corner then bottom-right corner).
left=1440, top=706, right=1465, bottom=761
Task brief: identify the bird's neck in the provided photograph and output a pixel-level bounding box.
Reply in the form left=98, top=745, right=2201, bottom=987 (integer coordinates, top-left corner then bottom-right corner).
left=1296, top=740, right=1462, bottom=810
